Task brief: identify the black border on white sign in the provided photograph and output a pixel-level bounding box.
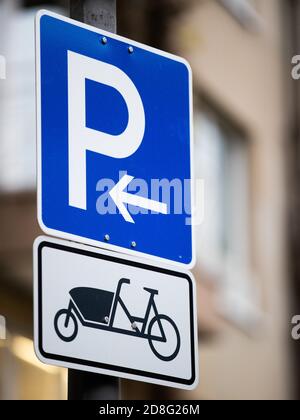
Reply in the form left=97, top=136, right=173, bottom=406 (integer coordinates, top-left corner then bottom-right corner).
left=34, top=238, right=198, bottom=388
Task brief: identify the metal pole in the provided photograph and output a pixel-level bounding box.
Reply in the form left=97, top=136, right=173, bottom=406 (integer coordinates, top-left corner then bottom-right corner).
left=70, top=0, right=116, bottom=32
left=68, top=0, right=119, bottom=400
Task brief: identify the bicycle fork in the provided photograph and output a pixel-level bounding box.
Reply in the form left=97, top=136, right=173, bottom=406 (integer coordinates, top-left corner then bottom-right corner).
left=64, top=301, right=74, bottom=328
left=142, top=296, right=167, bottom=343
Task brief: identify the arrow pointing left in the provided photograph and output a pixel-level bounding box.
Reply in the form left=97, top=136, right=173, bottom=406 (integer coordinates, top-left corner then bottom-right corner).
left=109, top=175, right=168, bottom=224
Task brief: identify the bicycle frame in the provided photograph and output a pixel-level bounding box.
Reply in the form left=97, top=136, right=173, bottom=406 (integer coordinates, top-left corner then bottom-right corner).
left=67, top=279, right=166, bottom=343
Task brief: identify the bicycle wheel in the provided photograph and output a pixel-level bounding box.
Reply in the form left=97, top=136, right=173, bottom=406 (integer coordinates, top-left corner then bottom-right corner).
left=148, top=315, right=180, bottom=362
left=54, top=309, right=78, bottom=342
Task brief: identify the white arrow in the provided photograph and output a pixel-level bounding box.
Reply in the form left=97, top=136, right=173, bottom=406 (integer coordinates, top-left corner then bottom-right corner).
left=109, top=175, right=168, bottom=224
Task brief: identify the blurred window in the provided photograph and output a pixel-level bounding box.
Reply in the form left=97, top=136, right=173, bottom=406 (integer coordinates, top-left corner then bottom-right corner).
left=0, top=1, right=36, bottom=192
left=0, top=0, right=64, bottom=193
left=194, top=105, right=261, bottom=329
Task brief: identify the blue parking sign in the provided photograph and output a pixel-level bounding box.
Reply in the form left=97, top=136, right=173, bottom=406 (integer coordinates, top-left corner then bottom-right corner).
left=36, top=10, right=195, bottom=268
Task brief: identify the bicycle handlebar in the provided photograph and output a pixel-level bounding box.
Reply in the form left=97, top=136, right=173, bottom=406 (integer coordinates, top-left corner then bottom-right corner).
left=119, top=278, right=130, bottom=285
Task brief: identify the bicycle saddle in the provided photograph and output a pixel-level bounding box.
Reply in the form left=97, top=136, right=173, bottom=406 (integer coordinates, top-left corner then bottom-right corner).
left=143, top=287, right=159, bottom=295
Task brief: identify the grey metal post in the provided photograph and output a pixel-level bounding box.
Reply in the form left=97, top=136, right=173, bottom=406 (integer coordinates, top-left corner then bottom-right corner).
left=70, top=0, right=116, bottom=32
left=68, top=0, right=119, bottom=400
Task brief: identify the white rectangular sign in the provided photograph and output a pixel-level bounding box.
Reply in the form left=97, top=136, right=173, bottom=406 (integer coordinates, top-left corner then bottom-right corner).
left=34, top=237, right=198, bottom=390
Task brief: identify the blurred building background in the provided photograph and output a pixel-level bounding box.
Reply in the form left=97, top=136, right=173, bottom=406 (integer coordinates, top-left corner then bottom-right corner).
left=0, top=0, right=299, bottom=400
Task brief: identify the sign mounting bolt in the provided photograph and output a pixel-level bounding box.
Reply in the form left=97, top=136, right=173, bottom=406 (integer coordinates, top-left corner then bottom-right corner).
left=128, top=46, right=134, bottom=54
left=102, top=37, right=108, bottom=45
left=104, top=234, right=110, bottom=242
left=131, top=241, right=137, bottom=248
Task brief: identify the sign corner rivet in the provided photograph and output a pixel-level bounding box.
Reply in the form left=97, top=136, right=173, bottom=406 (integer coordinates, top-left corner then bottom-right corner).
left=128, top=46, right=134, bottom=54
left=131, top=241, right=137, bottom=248
left=102, top=37, right=108, bottom=45
left=104, top=234, right=110, bottom=242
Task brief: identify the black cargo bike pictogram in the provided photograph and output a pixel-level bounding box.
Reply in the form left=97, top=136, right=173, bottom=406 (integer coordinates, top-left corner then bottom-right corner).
left=54, top=278, right=180, bottom=362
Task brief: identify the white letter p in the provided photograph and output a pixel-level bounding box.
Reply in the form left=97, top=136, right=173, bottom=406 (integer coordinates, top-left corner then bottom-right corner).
left=67, top=51, right=145, bottom=210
